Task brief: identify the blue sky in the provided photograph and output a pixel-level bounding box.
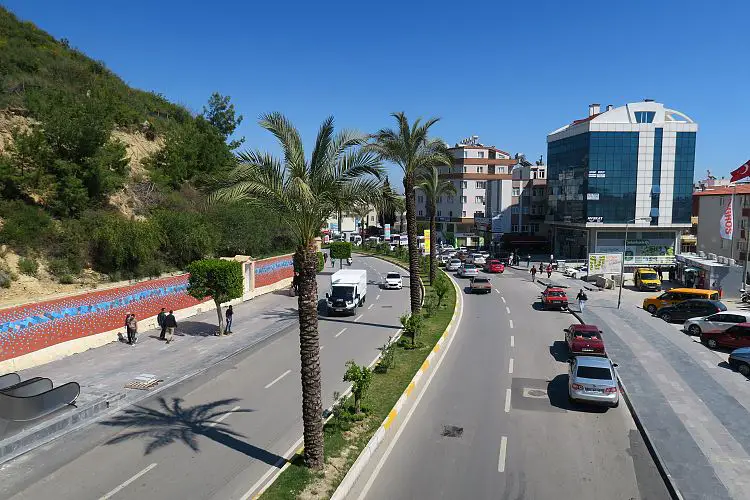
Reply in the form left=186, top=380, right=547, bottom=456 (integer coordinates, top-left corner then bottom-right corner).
left=3, top=0, right=749, bottom=185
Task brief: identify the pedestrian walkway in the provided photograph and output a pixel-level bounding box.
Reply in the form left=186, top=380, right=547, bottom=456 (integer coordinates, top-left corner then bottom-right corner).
left=576, top=291, right=750, bottom=500
left=0, top=282, right=305, bottom=464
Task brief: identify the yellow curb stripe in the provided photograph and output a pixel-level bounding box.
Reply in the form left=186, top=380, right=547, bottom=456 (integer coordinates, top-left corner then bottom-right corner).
left=433, top=344, right=440, bottom=353
left=421, top=359, right=430, bottom=372
left=383, top=409, right=398, bottom=429
left=405, top=381, right=415, bottom=396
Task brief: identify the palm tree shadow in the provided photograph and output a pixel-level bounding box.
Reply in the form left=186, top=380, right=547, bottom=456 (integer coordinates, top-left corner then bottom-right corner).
left=100, top=397, right=285, bottom=467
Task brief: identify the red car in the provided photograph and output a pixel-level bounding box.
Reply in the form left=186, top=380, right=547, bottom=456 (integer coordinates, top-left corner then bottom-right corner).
left=565, top=324, right=605, bottom=356
left=541, top=287, right=568, bottom=310
left=484, top=259, right=505, bottom=273
left=701, top=322, right=750, bottom=349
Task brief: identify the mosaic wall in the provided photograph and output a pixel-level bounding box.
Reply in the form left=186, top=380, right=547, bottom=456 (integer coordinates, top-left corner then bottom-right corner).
left=254, top=254, right=294, bottom=288
left=0, top=275, right=206, bottom=363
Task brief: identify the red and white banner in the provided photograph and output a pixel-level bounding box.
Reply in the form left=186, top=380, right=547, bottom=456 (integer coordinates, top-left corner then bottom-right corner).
left=730, top=160, right=750, bottom=183
left=720, top=195, right=734, bottom=240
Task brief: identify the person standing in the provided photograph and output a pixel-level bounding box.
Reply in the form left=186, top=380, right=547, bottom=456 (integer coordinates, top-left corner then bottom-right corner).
left=546, top=264, right=552, bottom=279
left=164, top=310, right=177, bottom=344
left=126, top=313, right=138, bottom=345
left=526, top=254, right=531, bottom=268
left=577, top=289, right=588, bottom=312
left=225, top=305, right=234, bottom=334
left=530, top=266, right=537, bottom=282
left=157, top=308, right=167, bottom=340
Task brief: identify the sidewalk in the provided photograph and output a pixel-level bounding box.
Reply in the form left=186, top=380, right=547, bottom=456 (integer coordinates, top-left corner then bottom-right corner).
left=0, top=284, right=303, bottom=464
left=575, top=288, right=750, bottom=500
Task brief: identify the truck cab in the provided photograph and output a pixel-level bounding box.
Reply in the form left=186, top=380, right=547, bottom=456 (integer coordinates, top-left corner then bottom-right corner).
left=325, top=269, right=368, bottom=316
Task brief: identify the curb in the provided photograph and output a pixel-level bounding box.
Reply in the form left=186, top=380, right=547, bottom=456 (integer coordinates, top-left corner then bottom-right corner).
left=570, top=309, right=684, bottom=500
left=330, top=269, right=461, bottom=500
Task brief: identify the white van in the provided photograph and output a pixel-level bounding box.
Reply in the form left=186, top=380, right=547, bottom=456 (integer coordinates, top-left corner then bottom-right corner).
left=348, top=234, right=362, bottom=246
left=325, top=269, right=368, bottom=316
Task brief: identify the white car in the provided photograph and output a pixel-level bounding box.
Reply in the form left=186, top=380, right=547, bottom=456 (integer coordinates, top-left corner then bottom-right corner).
left=445, top=259, right=462, bottom=272
left=383, top=272, right=403, bottom=290
left=468, top=254, right=486, bottom=266
left=457, top=264, right=479, bottom=278
left=684, top=311, right=750, bottom=336
left=564, top=266, right=588, bottom=280
left=479, top=251, right=490, bottom=258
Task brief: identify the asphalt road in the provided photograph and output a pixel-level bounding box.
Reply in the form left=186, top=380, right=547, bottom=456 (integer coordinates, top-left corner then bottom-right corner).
left=1, top=255, right=409, bottom=500
left=351, top=265, right=671, bottom=500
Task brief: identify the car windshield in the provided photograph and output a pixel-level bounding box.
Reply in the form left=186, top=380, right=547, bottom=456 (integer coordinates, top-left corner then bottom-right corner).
left=547, top=291, right=565, bottom=297
left=473, top=278, right=489, bottom=284
left=331, top=286, right=354, bottom=300
left=574, top=331, right=601, bottom=339
left=386, top=273, right=400, bottom=279
left=463, top=264, right=476, bottom=269
left=640, top=272, right=658, bottom=280
left=450, top=260, right=460, bottom=264
left=576, top=366, right=612, bottom=380
left=489, top=260, right=500, bottom=264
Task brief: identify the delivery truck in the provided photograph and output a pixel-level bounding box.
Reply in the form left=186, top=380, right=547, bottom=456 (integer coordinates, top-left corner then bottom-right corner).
left=325, top=269, right=368, bottom=316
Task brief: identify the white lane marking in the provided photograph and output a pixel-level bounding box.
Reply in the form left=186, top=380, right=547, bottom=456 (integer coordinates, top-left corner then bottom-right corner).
left=504, top=388, right=511, bottom=413
left=498, top=436, right=508, bottom=473
left=264, top=369, right=291, bottom=389
left=509, top=319, right=514, bottom=329
left=320, top=345, right=325, bottom=350
left=510, top=335, right=515, bottom=347
left=501, top=296, right=506, bottom=303
left=240, top=436, right=303, bottom=500
left=368, top=304, right=374, bottom=310
left=335, top=327, right=347, bottom=338
left=506, top=306, right=511, bottom=315
left=357, top=274, right=465, bottom=500
left=508, top=358, right=514, bottom=374
left=354, top=314, right=363, bottom=322
left=99, top=463, right=158, bottom=500
left=376, top=294, right=381, bottom=301
left=207, top=405, right=241, bottom=428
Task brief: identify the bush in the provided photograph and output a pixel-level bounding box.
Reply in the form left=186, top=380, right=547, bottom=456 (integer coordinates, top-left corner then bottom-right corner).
left=205, top=202, right=294, bottom=258
left=317, top=251, right=324, bottom=273
left=434, top=274, right=451, bottom=306
left=152, top=209, right=216, bottom=269
left=89, top=212, right=163, bottom=278
left=400, top=312, right=424, bottom=348
left=59, top=274, right=75, bottom=284
left=18, top=256, right=39, bottom=276
left=0, top=201, right=54, bottom=253
left=343, top=360, right=373, bottom=414
left=329, top=241, right=352, bottom=261
left=0, top=270, right=11, bottom=288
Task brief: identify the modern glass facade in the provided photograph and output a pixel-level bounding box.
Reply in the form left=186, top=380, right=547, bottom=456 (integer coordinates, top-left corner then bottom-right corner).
left=673, top=132, right=696, bottom=223
left=651, top=128, right=663, bottom=225
left=547, top=134, right=589, bottom=223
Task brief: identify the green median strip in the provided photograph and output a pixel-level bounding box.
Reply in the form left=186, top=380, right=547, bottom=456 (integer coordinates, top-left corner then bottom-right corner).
left=261, top=251, right=456, bottom=499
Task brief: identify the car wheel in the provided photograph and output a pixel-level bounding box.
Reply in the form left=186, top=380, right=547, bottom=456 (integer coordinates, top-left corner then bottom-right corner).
left=646, top=304, right=657, bottom=314
left=688, top=324, right=701, bottom=336
left=739, top=363, right=750, bottom=377
left=706, top=338, right=718, bottom=349
left=659, top=313, right=672, bottom=323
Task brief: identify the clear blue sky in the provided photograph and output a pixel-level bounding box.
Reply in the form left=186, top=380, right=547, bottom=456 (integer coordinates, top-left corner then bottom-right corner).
left=3, top=0, right=749, bottom=185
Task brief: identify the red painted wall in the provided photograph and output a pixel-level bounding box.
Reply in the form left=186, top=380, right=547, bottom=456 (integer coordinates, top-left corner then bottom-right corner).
left=254, top=254, right=294, bottom=288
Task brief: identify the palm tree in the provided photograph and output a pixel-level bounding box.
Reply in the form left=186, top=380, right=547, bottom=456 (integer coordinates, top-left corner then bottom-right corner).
left=212, top=113, right=382, bottom=469
left=351, top=201, right=372, bottom=237
left=369, top=113, right=452, bottom=312
left=416, top=166, right=456, bottom=284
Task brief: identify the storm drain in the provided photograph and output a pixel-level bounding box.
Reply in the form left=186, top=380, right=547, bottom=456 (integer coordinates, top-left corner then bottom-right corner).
left=124, top=373, right=161, bottom=390
left=442, top=425, right=464, bottom=438
left=381, top=305, right=393, bottom=308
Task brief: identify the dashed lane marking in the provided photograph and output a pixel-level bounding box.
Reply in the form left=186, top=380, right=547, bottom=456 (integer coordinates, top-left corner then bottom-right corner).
left=509, top=319, right=514, bottom=329
left=207, top=405, right=241, bottom=428
left=510, top=335, right=515, bottom=347
left=264, top=369, right=291, bottom=389
left=506, top=306, right=511, bottom=315
left=335, top=328, right=347, bottom=338
left=501, top=296, right=506, bottom=303
left=376, top=294, right=381, bottom=300
left=504, top=388, right=511, bottom=413
left=498, top=436, right=508, bottom=473
left=509, top=358, right=514, bottom=374
left=354, top=314, right=363, bottom=322
left=99, top=463, right=158, bottom=500
left=368, top=304, right=374, bottom=310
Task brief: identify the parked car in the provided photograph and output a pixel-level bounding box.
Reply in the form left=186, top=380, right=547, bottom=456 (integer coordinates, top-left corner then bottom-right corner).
left=469, top=276, right=492, bottom=294
left=564, top=266, right=588, bottom=280
left=634, top=267, right=662, bottom=291
left=683, top=311, right=750, bottom=336
left=642, top=288, right=721, bottom=314
left=655, top=299, right=726, bottom=323
left=728, top=347, right=750, bottom=377
left=457, top=263, right=479, bottom=278
left=568, top=355, right=619, bottom=407
left=565, top=324, right=606, bottom=356
left=541, top=287, right=568, bottom=310
left=701, top=323, right=750, bottom=350
left=484, top=259, right=505, bottom=273
left=446, top=259, right=462, bottom=272
left=383, top=272, right=403, bottom=290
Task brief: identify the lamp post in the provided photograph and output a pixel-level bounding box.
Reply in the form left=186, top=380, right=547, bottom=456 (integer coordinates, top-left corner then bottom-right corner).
left=618, top=217, right=651, bottom=309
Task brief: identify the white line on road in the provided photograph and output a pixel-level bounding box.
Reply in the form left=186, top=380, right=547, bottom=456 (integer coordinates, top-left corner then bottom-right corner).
left=501, top=295, right=506, bottom=303
left=376, top=294, right=381, bottom=300
left=354, top=314, right=363, bottom=322
left=509, top=319, right=514, bottom=329
left=368, top=304, right=373, bottom=310
left=504, top=388, right=511, bottom=413
left=264, top=369, right=291, bottom=389
left=335, top=327, right=347, bottom=338
left=241, top=437, right=303, bottom=500
left=510, top=335, right=515, bottom=347
left=207, top=405, right=241, bottom=428
left=99, top=463, right=158, bottom=500
left=508, top=358, right=514, bottom=374
left=498, top=436, right=508, bottom=472
left=506, top=306, right=511, bottom=315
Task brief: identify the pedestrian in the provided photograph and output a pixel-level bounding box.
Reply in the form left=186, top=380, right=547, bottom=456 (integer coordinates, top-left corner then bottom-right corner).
left=530, top=266, right=537, bottom=282
left=577, top=289, right=588, bottom=312
left=526, top=254, right=531, bottom=267
left=225, top=305, right=234, bottom=333
left=164, top=310, right=177, bottom=343
left=126, top=313, right=138, bottom=345
left=157, top=307, right=167, bottom=340
left=546, top=264, right=552, bottom=279
left=323, top=253, right=328, bottom=265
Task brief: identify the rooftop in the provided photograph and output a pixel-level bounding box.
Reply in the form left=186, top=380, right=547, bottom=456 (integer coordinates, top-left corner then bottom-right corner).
left=693, top=184, right=750, bottom=196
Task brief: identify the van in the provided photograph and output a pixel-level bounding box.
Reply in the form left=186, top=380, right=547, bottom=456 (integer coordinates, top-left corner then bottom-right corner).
left=325, top=269, right=368, bottom=316
left=643, top=288, right=720, bottom=314
left=634, top=268, right=662, bottom=291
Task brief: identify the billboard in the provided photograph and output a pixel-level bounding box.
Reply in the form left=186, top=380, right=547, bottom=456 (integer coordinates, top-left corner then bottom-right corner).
left=384, top=224, right=391, bottom=240
left=423, top=229, right=430, bottom=254
left=588, top=253, right=622, bottom=275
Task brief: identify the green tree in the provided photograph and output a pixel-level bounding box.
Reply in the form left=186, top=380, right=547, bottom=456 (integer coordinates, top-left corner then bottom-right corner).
left=433, top=273, right=451, bottom=307
left=329, top=241, right=352, bottom=268
left=211, top=112, right=382, bottom=469
left=186, top=259, right=244, bottom=335
left=202, top=92, right=245, bottom=149
left=400, top=312, right=424, bottom=348
left=343, top=360, right=373, bottom=414
left=369, top=113, right=452, bottom=312
left=152, top=210, right=216, bottom=268
left=90, top=213, right=163, bottom=278
left=416, top=166, right=456, bottom=284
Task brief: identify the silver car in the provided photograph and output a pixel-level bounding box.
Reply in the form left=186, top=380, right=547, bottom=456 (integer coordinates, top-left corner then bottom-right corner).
left=568, top=356, right=619, bottom=408
left=683, top=311, right=750, bottom=336
left=457, top=263, right=479, bottom=278
left=446, top=259, right=462, bottom=272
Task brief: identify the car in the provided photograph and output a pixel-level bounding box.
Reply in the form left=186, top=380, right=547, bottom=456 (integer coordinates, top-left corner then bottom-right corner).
left=468, top=254, right=486, bottom=266
left=437, top=254, right=451, bottom=266
left=701, top=323, right=750, bottom=350
left=445, top=259, right=462, bottom=272
left=655, top=299, right=726, bottom=323
left=383, top=272, right=403, bottom=290
left=565, top=324, right=606, bottom=356
left=479, top=251, right=490, bottom=258
left=469, top=276, right=492, bottom=294
left=457, top=263, right=479, bottom=278
left=564, top=266, right=588, bottom=280
left=683, top=311, right=750, bottom=336
left=642, top=288, right=720, bottom=314
left=541, top=287, right=568, bottom=310
left=634, top=268, right=662, bottom=291
left=568, top=356, right=619, bottom=408
left=728, top=347, right=750, bottom=377
left=441, top=245, right=455, bottom=252
left=484, top=259, right=505, bottom=273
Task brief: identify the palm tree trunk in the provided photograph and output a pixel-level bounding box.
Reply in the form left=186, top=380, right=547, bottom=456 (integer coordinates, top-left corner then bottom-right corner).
left=430, top=212, right=437, bottom=285
left=296, top=243, right=324, bottom=469
left=404, top=174, right=421, bottom=313
left=214, top=299, right=225, bottom=335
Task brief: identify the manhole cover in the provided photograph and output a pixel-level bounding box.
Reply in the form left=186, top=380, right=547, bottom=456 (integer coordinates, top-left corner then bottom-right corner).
left=442, top=425, right=464, bottom=438
left=523, top=388, right=548, bottom=399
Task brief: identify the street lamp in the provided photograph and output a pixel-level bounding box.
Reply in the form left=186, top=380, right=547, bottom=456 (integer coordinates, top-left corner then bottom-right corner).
left=618, top=217, right=651, bottom=309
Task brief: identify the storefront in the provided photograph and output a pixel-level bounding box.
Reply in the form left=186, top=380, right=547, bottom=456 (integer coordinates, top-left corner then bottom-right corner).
left=674, top=254, right=742, bottom=297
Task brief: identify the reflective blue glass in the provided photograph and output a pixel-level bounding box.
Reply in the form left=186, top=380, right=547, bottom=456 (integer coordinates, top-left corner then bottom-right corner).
left=672, top=132, right=696, bottom=223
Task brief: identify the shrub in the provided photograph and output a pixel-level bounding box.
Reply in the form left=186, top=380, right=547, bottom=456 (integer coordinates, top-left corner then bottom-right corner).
left=317, top=251, right=324, bottom=273
left=59, top=274, right=75, bottom=284
left=434, top=274, right=451, bottom=306
left=0, top=270, right=10, bottom=288
left=0, top=200, right=54, bottom=253
left=343, top=360, right=373, bottom=414
left=329, top=241, right=352, bottom=261
left=205, top=202, right=294, bottom=258
left=400, top=313, right=424, bottom=348
left=186, top=259, right=244, bottom=335
left=89, top=212, right=163, bottom=278
left=376, top=336, right=397, bottom=373
left=152, top=209, right=216, bottom=269
left=18, top=256, right=39, bottom=276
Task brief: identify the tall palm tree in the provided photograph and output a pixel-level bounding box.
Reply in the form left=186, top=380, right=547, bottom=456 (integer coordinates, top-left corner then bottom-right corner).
left=212, top=113, right=382, bottom=469
left=369, top=113, right=452, bottom=312
left=416, top=166, right=456, bottom=284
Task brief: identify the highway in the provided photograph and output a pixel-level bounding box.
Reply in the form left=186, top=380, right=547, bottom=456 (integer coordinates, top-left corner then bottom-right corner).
left=1, top=255, right=408, bottom=500
left=350, top=265, right=671, bottom=500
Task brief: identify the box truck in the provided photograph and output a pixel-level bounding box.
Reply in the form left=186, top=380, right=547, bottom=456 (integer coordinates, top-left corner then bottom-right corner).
left=325, top=269, right=368, bottom=316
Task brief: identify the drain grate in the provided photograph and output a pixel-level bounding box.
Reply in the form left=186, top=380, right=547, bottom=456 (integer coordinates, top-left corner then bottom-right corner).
left=442, top=425, right=464, bottom=438
left=381, top=305, right=393, bottom=308
left=124, top=373, right=161, bottom=390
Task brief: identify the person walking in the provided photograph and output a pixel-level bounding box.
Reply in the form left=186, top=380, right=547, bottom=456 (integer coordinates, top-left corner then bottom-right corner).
left=323, top=252, right=328, bottom=265
left=546, top=264, right=552, bottom=279
left=526, top=254, right=531, bottom=268
left=225, top=305, right=234, bottom=334
left=157, top=308, right=167, bottom=340
left=530, top=266, right=537, bottom=282
left=126, top=313, right=138, bottom=345
left=164, top=310, right=177, bottom=344
left=577, top=289, right=588, bottom=312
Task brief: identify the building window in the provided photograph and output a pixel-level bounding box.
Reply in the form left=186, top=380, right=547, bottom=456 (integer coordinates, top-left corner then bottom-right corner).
left=478, top=151, right=485, bottom=158
left=462, top=196, right=467, bottom=203
left=463, top=167, right=467, bottom=173
left=511, top=206, right=519, bottom=214
left=447, top=196, right=454, bottom=203
left=417, top=195, right=424, bottom=203
left=463, top=150, right=468, bottom=158
left=449, top=211, right=453, bottom=217
left=476, top=181, right=486, bottom=189
left=475, top=196, right=484, bottom=204
left=512, top=225, right=520, bottom=232
left=437, top=210, right=442, bottom=216
left=512, top=187, right=520, bottom=196
left=477, top=166, right=484, bottom=173
left=418, top=210, right=423, bottom=216
left=462, top=181, right=468, bottom=188
left=529, top=223, right=539, bottom=233
left=635, top=111, right=656, bottom=123
left=437, top=196, right=442, bottom=203
left=462, top=211, right=467, bottom=217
